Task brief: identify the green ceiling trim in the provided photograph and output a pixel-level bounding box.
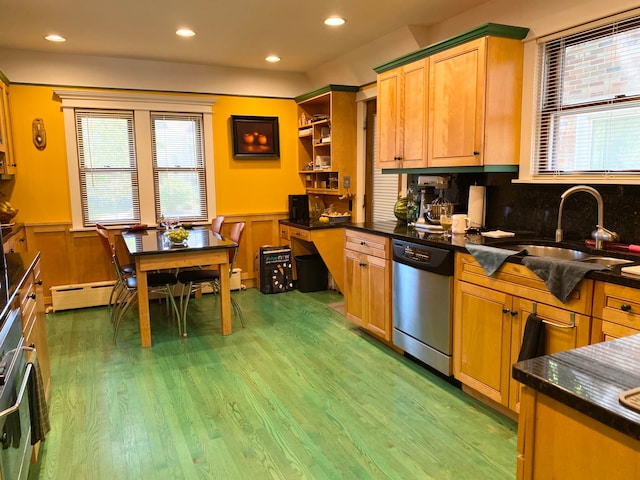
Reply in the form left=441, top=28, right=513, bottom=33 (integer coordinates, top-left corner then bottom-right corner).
left=381, top=165, right=519, bottom=175
left=295, top=84, right=359, bottom=103
left=374, top=23, right=530, bottom=74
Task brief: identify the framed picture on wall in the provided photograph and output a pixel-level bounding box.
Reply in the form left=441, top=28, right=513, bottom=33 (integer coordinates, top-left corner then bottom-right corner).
left=231, top=115, right=280, bottom=159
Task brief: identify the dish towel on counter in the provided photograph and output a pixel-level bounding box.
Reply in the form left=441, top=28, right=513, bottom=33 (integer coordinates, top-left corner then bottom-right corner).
left=517, top=313, right=546, bottom=361
left=521, top=256, right=608, bottom=304
left=27, top=351, right=50, bottom=445
left=465, top=243, right=525, bottom=276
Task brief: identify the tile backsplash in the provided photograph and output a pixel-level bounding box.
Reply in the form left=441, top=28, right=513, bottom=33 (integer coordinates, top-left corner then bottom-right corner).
left=412, top=172, right=640, bottom=244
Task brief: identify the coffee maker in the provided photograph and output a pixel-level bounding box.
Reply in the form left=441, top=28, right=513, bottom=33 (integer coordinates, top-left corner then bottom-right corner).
left=417, top=175, right=452, bottom=224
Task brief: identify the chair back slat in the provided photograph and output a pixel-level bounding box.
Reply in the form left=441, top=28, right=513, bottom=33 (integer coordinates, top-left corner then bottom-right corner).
left=211, top=216, right=225, bottom=235
left=228, top=222, right=245, bottom=269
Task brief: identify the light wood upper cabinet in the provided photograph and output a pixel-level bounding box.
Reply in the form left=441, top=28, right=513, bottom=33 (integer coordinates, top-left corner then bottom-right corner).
left=428, top=36, right=524, bottom=167
left=377, top=60, right=428, bottom=169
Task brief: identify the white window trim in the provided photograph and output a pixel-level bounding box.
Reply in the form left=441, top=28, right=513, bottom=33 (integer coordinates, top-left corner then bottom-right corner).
left=516, top=6, right=640, bottom=185
left=55, top=90, right=217, bottom=229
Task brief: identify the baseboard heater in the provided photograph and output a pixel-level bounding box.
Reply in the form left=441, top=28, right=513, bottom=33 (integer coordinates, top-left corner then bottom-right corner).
left=50, top=281, right=116, bottom=312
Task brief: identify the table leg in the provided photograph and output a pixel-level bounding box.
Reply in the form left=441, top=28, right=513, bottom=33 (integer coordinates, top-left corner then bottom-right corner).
left=218, top=261, right=232, bottom=335
left=136, top=261, right=152, bottom=347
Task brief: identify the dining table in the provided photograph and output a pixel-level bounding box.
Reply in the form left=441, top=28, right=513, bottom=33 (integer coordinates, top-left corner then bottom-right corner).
left=121, top=227, right=237, bottom=347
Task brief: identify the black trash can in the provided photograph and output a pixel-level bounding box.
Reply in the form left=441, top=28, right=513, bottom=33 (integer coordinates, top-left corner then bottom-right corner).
left=295, top=254, right=328, bottom=292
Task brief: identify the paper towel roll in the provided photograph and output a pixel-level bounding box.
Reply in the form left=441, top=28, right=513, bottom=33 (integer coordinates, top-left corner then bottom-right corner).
left=468, top=186, right=486, bottom=228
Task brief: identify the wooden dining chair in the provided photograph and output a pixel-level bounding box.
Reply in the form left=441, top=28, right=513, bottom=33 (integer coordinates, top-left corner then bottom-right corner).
left=177, top=221, right=245, bottom=336
left=211, top=216, right=225, bottom=235
left=96, top=225, right=182, bottom=342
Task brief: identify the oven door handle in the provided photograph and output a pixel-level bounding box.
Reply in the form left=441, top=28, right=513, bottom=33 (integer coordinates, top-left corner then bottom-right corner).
left=0, top=363, right=32, bottom=419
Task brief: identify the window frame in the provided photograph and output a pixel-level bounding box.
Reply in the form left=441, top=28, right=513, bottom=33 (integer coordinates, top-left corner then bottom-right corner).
left=517, top=7, right=640, bottom=185
left=56, top=90, right=217, bottom=230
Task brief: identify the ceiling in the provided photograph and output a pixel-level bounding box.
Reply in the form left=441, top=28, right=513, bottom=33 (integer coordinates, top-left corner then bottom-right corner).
left=1, top=0, right=490, bottom=74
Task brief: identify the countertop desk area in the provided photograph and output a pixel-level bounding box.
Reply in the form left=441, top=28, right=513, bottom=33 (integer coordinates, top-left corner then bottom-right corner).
left=122, top=228, right=237, bottom=347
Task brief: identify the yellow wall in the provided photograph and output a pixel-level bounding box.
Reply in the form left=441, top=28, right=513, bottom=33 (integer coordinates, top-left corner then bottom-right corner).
left=5, top=85, right=304, bottom=223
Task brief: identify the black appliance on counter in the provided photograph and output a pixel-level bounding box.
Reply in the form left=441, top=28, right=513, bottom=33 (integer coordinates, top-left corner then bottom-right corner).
left=288, top=194, right=309, bottom=222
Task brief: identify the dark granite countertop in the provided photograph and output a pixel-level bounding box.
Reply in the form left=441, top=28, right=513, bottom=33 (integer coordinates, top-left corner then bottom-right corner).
left=346, top=221, right=640, bottom=288
left=512, top=335, right=640, bottom=440
left=280, top=219, right=349, bottom=231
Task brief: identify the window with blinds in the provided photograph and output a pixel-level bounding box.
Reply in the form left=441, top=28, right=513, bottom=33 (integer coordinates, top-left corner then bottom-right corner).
left=76, top=109, right=140, bottom=225
left=151, top=113, right=207, bottom=221
left=534, top=13, right=640, bottom=176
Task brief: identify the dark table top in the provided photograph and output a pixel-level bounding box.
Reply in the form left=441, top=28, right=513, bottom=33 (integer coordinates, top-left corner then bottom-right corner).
left=122, top=227, right=236, bottom=256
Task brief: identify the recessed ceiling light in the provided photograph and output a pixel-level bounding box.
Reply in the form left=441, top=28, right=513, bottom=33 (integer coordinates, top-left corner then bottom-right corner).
left=176, top=29, right=196, bottom=37
left=265, top=55, right=281, bottom=63
left=45, top=34, right=66, bottom=42
left=324, top=17, right=346, bottom=26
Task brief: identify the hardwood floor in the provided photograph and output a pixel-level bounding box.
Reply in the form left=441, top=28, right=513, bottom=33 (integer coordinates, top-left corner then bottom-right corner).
left=29, top=288, right=517, bottom=479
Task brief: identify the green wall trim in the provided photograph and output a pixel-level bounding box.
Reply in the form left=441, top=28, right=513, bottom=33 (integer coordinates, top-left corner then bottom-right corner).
left=373, top=23, right=530, bottom=74
left=295, top=84, right=359, bottom=103
left=381, top=165, right=519, bottom=175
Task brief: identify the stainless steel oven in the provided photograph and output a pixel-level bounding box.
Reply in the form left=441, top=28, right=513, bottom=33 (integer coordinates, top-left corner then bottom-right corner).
left=0, top=308, right=32, bottom=480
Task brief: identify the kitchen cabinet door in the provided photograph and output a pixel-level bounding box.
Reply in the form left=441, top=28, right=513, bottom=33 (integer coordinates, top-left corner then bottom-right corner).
left=377, top=60, right=428, bottom=169
left=509, top=298, right=590, bottom=413
left=454, top=280, right=513, bottom=406
left=344, top=231, right=392, bottom=341
left=429, top=39, right=485, bottom=167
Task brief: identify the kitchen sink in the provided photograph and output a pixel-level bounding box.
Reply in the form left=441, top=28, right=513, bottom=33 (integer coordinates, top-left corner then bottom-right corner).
left=503, top=244, right=591, bottom=261
left=578, top=256, right=635, bottom=267
left=502, top=244, right=635, bottom=269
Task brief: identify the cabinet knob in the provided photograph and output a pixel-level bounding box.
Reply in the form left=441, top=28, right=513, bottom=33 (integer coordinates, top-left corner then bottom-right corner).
left=360, top=241, right=366, bottom=246
left=510, top=310, right=518, bottom=317
left=359, top=263, right=367, bottom=267
left=473, top=151, right=480, bottom=156
left=502, top=308, right=510, bottom=314
left=29, top=293, right=36, bottom=300
left=621, top=304, right=632, bottom=312
left=36, top=280, right=43, bottom=286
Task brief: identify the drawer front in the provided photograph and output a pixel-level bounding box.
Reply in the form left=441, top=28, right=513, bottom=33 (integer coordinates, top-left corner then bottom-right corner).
left=280, top=226, right=289, bottom=241
left=289, top=227, right=311, bottom=242
left=593, top=281, right=640, bottom=329
left=345, top=230, right=389, bottom=259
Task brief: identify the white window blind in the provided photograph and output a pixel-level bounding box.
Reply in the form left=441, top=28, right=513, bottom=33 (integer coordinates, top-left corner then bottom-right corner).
left=371, top=114, right=399, bottom=222
left=151, top=112, right=207, bottom=221
left=76, top=109, right=140, bottom=226
left=535, top=13, right=640, bottom=175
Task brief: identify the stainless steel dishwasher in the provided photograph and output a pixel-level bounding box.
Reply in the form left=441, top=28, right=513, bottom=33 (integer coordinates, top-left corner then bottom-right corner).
left=392, top=239, right=454, bottom=376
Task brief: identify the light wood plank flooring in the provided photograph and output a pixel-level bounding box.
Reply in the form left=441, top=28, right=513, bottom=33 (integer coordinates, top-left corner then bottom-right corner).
left=29, top=288, right=517, bottom=479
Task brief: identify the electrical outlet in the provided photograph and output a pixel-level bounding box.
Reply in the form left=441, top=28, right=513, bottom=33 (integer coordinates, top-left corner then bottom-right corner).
left=343, top=176, right=351, bottom=188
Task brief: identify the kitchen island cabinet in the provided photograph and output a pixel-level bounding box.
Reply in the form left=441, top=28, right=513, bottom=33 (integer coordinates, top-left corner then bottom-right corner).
left=344, top=229, right=392, bottom=341
left=513, top=336, right=640, bottom=479
left=454, top=252, right=592, bottom=415
left=377, top=60, right=428, bottom=169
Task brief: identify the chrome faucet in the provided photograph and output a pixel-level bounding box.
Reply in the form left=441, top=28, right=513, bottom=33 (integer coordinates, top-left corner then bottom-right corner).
left=555, top=185, right=618, bottom=250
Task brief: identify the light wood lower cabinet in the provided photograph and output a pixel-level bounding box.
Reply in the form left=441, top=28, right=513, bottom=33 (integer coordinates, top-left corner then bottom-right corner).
left=592, top=281, right=640, bottom=342
left=517, top=386, right=640, bottom=480
left=344, top=230, right=391, bottom=341
left=16, top=254, right=50, bottom=462
left=3, top=226, right=27, bottom=253
left=454, top=253, right=591, bottom=414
